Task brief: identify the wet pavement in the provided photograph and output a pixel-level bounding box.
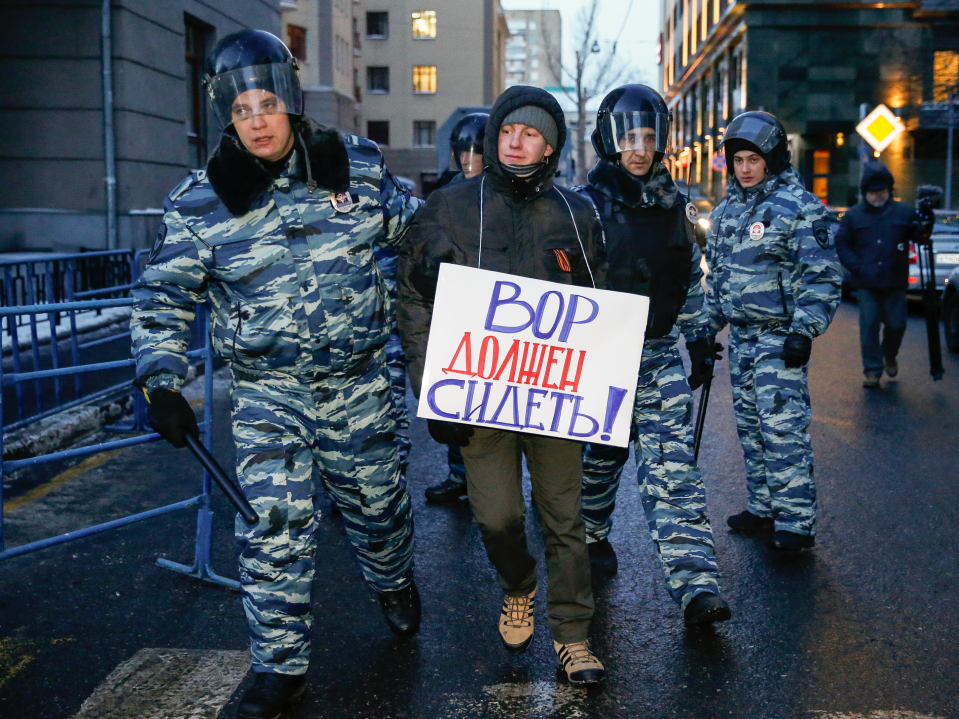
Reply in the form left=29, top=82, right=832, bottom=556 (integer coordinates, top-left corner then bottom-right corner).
left=0, top=299, right=957, bottom=719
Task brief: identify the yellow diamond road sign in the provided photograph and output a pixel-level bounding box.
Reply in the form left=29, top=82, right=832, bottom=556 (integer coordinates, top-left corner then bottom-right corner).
left=856, top=104, right=905, bottom=154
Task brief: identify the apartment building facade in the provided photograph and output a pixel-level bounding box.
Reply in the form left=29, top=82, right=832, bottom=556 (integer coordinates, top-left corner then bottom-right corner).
left=660, top=0, right=959, bottom=206
left=280, top=0, right=357, bottom=133
left=1, top=0, right=280, bottom=253
left=504, top=10, right=562, bottom=90
left=354, top=0, right=508, bottom=191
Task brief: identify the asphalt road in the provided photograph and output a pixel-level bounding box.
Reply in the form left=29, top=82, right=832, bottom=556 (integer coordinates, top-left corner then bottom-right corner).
left=0, top=300, right=957, bottom=719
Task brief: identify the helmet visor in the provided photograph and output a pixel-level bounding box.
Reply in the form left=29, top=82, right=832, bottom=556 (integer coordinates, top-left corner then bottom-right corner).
left=206, top=63, right=303, bottom=128
left=451, top=146, right=483, bottom=175
left=722, top=115, right=780, bottom=154
left=599, top=111, right=669, bottom=156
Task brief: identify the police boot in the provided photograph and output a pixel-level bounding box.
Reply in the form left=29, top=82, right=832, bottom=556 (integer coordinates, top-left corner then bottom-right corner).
left=379, top=581, right=421, bottom=637
left=769, top=530, right=815, bottom=551
left=727, top=510, right=774, bottom=532
left=684, top=592, right=732, bottom=627
left=424, top=474, right=468, bottom=503
left=587, top=538, right=618, bottom=575
left=554, top=641, right=606, bottom=686
left=237, top=672, right=306, bottom=719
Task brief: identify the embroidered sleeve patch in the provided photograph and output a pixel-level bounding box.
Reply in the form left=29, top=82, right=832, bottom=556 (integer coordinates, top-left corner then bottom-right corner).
left=812, top=219, right=831, bottom=249
left=148, top=222, right=167, bottom=264
left=553, top=249, right=571, bottom=272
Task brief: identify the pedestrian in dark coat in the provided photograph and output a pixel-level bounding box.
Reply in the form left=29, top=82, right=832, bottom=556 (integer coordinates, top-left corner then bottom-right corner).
left=835, top=162, right=918, bottom=387
left=397, top=85, right=608, bottom=686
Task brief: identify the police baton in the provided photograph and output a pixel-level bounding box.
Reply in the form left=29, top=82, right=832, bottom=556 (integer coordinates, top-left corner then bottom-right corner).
left=184, top=434, right=259, bottom=525
left=692, top=359, right=714, bottom=462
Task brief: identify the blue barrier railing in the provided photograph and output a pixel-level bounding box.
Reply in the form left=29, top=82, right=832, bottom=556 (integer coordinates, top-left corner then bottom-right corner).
left=0, top=298, right=237, bottom=590
left=3, top=249, right=172, bottom=431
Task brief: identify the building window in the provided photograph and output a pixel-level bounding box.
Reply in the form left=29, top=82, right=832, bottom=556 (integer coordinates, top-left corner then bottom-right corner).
left=185, top=14, right=211, bottom=169
left=287, top=24, right=307, bottom=63
left=413, top=120, right=437, bottom=146
left=367, top=121, right=390, bottom=146
left=413, top=65, right=437, bottom=94
left=366, top=11, right=388, bottom=39
left=934, top=50, right=959, bottom=103
left=812, top=150, right=830, bottom=203
left=367, top=66, right=390, bottom=93
left=412, top=10, right=437, bottom=39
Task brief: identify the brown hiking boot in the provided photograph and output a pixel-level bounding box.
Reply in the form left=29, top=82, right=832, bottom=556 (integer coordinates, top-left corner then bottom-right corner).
left=554, top=640, right=606, bottom=685
left=499, top=587, right=536, bottom=654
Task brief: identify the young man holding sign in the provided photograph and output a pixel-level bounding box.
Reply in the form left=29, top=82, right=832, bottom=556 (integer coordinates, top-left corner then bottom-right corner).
left=398, top=86, right=609, bottom=685
left=577, top=85, right=731, bottom=626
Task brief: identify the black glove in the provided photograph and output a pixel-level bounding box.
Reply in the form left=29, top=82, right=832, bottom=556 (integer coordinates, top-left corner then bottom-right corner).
left=782, top=333, right=813, bottom=368
left=147, top=388, right=199, bottom=448
left=687, top=337, right=723, bottom=391
left=427, top=419, right=474, bottom=448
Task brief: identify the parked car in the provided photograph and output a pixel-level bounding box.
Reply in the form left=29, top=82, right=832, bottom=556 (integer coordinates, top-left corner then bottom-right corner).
left=942, top=264, right=959, bottom=353
left=908, top=209, right=959, bottom=294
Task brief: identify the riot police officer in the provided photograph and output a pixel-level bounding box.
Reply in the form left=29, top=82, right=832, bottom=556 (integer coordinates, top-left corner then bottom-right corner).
left=131, top=30, right=422, bottom=718
left=705, top=111, right=843, bottom=550
left=578, top=84, right=731, bottom=626
left=422, top=112, right=489, bottom=503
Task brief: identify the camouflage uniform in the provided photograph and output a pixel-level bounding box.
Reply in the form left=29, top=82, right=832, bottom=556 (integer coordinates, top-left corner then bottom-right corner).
left=131, top=120, right=421, bottom=675
left=577, top=162, right=721, bottom=607
left=705, top=167, right=843, bottom=536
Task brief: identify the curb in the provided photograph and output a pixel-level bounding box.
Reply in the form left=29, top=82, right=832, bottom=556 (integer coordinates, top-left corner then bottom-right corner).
left=3, top=390, right=135, bottom=463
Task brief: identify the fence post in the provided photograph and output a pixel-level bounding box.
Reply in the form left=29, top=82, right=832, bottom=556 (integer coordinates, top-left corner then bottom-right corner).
left=155, top=303, right=239, bottom=591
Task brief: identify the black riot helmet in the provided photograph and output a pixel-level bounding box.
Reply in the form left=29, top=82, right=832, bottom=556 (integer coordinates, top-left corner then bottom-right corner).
left=721, top=111, right=790, bottom=175
left=449, top=113, right=489, bottom=174
left=592, top=84, right=671, bottom=162
left=204, top=30, right=303, bottom=129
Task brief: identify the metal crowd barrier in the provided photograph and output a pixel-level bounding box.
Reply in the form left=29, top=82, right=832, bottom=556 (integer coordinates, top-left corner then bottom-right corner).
left=2, top=249, right=152, bottom=430
left=0, top=298, right=237, bottom=590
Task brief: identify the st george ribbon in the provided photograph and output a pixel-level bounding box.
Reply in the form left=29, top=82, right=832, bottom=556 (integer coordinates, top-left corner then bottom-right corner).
left=418, top=264, right=649, bottom=448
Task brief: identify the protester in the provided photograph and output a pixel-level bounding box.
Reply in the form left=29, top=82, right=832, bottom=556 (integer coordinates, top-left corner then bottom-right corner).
left=398, top=85, right=608, bottom=685
left=130, top=30, right=422, bottom=719
left=705, top=111, right=843, bottom=551
left=576, top=84, right=731, bottom=626
left=835, top=162, right=918, bottom=388
left=423, top=112, right=489, bottom=503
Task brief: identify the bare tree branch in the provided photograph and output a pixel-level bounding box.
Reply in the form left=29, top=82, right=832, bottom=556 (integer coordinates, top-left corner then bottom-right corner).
left=539, top=0, right=637, bottom=183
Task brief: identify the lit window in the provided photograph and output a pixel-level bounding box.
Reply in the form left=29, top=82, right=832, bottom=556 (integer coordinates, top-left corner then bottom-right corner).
left=413, top=65, right=437, bottom=94
left=412, top=10, right=436, bottom=39
left=413, top=120, right=437, bottom=147
left=934, top=50, right=959, bottom=103
left=813, top=150, right=830, bottom=203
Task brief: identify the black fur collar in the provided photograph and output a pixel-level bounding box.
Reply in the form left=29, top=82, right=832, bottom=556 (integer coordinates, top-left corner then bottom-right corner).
left=587, top=160, right=680, bottom=209
left=207, top=117, right=350, bottom=216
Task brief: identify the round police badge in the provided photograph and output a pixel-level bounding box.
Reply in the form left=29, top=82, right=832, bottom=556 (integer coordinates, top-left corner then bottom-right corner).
left=331, top=192, right=354, bottom=213
left=749, top=221, right=765, bottom=240
left=685, top=202, right=699, bottom=223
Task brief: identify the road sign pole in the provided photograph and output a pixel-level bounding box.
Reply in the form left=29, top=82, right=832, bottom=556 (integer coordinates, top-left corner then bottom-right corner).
left=858, top=103, right=869, bottom=203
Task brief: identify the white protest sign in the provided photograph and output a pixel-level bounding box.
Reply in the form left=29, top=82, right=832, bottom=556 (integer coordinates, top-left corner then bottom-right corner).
left=417, top=264, right=649, bottom=447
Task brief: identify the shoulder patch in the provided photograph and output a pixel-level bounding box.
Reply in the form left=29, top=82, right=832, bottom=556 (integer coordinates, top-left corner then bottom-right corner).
left=148, top=222, right=167, bottom=264
left=812, top=218, right=832, bottom=249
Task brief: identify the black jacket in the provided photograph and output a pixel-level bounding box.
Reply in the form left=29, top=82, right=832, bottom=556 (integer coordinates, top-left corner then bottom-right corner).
left=397, top=85, right=607, bottom=395
left=835, top=198, right=918, bottom=290
left=581, top=161, right=698, bottom=339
